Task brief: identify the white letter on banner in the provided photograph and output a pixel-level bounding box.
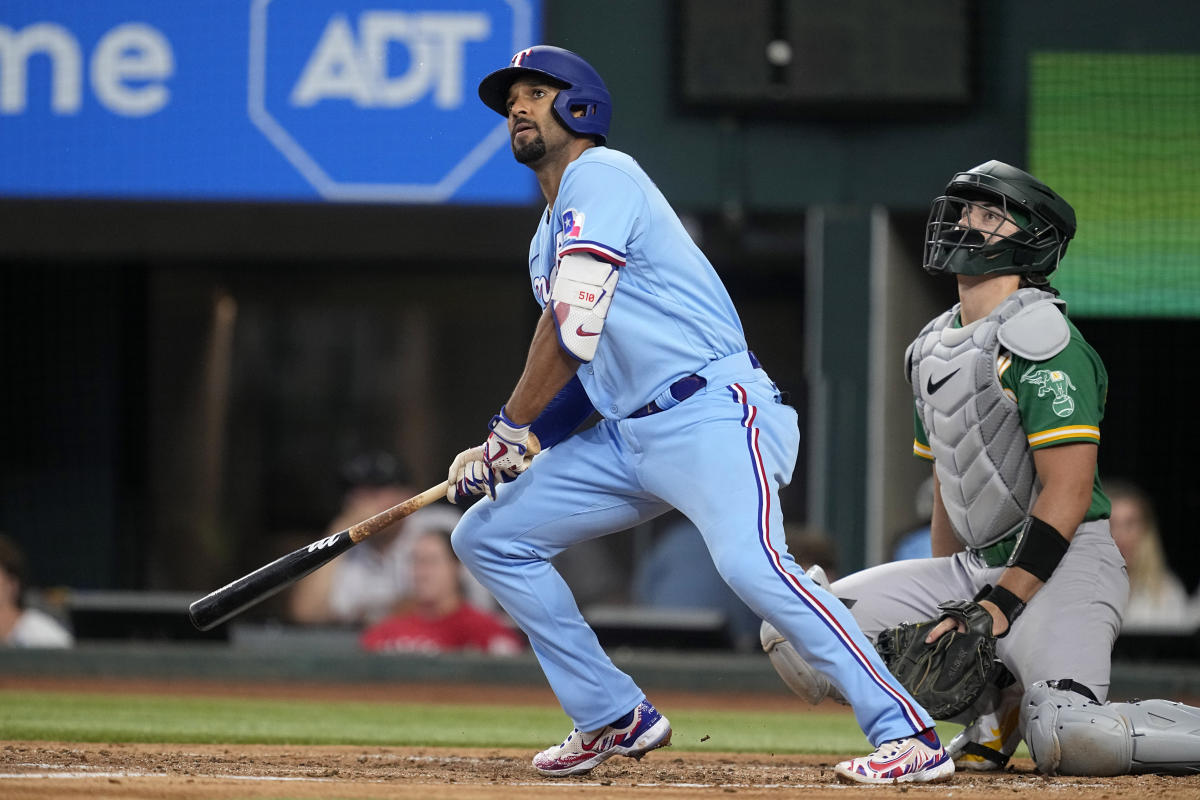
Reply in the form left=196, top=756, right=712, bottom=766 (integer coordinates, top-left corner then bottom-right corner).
left=90, top=24, right=174, bottom=117
left=360, top=11, right=432, bottom=107
left=420, top=13, right=489, bottom=109
left=361, top=12, right=488, bottom=109
left=0, top=23, right=82, bottom=114
left=291, top=14, right=372, bottom=107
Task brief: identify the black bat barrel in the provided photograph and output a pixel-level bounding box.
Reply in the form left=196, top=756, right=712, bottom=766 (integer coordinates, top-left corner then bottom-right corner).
left=187, top=529, right=357, bottom=631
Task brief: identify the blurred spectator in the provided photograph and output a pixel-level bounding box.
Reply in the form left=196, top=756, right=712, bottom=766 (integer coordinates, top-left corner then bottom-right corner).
left=0, top=534, right=73, bottom=648
left=361, top=529, right=523, bottom=655
left=288, top=451, right=489, bottom=625
left=632, top=515, right=837, bottom=652
left=1105, top=478, right=1199, bottom=633
left=890, top=475, right=934, bottom=561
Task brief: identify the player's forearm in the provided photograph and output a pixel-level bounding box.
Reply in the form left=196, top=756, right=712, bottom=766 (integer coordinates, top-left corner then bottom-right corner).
left=504, top=307, right=582, bottom=425
left=983, top=444, right=1098, bottom=633
left=1022, top=443, right=1096, bottom=564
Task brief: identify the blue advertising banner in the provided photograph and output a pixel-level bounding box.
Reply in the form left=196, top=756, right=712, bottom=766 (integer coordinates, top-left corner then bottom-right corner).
left=0, top=1, right=540, bottom=203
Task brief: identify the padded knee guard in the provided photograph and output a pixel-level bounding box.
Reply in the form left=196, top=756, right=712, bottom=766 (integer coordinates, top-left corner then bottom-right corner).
left=1021, top=679, right=1200, bottom=776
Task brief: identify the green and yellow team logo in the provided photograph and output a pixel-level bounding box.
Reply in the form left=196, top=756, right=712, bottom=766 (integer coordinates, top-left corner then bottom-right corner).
left=1021, top=367, right=1077, bottom=417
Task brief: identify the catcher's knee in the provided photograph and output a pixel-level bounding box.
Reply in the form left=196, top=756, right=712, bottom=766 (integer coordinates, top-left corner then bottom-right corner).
left=760, top=620, right=844, bottom=705
left=1021, top=679, right=1200, bottom=776
left=1021, top=679, right=1130, bottom=776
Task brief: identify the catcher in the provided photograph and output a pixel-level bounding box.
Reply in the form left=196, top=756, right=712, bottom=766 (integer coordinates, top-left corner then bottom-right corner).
left=762, top=161, right=1200, bottom=777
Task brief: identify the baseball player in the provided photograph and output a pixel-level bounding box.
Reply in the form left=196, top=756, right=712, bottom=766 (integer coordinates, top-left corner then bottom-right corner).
left=442, top=46, right=954, bottom=784
left=762, top=161, right=1200, bottom=776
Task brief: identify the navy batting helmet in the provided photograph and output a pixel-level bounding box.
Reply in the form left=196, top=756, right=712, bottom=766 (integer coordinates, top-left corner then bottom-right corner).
left=478, top=46, right=612, bottom=144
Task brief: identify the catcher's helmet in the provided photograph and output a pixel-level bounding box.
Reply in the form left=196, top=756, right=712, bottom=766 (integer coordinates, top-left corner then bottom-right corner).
left=478, top=46, right=612, bottom=144
left=923, top=160, right=1076, bottom=282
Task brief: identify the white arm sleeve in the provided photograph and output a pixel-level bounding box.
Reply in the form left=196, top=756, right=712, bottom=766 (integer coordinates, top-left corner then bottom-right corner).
left=549, top=252, right=620, bottom=362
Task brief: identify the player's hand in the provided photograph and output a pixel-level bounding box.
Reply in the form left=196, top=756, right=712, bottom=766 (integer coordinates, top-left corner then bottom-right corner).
left=482, top=408, right=533, bottom=498
left=924, top=599, right=1004, bottom=644
left=445, top=410, right=536, bottom=503
left=924, top=616, right=960, bottom=644
left=446, top=445, right=488, bottom=504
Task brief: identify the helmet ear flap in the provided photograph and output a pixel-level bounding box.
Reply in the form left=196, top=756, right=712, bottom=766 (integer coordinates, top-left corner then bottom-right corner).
left=478, top=46, right=612, bottom=144
left=552, top=89, right=610, bottom=143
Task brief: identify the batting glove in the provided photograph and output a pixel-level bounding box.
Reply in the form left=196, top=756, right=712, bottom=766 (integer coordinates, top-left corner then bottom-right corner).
left=482, top=407, right=533, bottom=499
left=446, top=445, right=488, bottom=504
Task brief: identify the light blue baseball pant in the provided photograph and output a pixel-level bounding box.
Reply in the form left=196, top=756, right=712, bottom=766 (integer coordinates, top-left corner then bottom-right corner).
left=452, top=358, right=934, bottom=742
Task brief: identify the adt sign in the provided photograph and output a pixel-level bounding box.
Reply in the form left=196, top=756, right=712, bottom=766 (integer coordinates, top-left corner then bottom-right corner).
left=250, top=0, right=534, bottom=203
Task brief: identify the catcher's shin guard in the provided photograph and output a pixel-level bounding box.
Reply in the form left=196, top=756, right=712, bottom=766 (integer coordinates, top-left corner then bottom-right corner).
left=759, top=565, right=848, bottom=705
left=1021, top=679, right=1200, bottom=776
left=760, top=619, right=847, bottom=705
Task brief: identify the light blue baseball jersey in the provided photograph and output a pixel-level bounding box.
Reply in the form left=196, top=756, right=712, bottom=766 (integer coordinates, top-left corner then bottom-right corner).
left=528, top=147, right=747, bottom=419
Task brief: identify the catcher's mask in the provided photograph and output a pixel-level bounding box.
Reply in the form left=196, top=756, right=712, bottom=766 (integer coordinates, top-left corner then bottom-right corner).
left=923, top=160, right=1076, bottom=286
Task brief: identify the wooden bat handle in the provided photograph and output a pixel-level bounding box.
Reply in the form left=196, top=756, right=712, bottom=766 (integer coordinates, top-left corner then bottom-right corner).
left=346, top=432, right=543, bottom=542
left=347, top=481, right=449, bottom=543
left=349, top=433, right=542, bottom=543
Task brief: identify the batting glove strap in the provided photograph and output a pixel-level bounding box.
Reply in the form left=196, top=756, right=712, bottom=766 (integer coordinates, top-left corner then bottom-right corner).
left=481, top=406, right=533, bottom=499
left=487, top=407, right=531, bottom=453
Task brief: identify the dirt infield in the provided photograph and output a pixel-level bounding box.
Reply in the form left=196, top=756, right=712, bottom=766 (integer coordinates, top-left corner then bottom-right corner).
left=5, top=741, right=1200, bottom=800
left=2, top=678, right=1198, bottom=799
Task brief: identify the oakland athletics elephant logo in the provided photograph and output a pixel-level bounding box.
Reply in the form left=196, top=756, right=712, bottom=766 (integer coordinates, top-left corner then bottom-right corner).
left=1021, top=367, right=1077, bottom=417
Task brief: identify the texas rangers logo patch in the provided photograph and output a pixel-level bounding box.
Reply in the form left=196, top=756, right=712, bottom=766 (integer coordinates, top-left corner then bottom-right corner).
left=561, top=208, right=585, bottom=239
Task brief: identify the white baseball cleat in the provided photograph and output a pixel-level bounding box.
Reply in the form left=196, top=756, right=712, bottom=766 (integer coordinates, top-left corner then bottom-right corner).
left=834, top=728, right=955, bottom=785
left=532, top=700, right=672, bottom=777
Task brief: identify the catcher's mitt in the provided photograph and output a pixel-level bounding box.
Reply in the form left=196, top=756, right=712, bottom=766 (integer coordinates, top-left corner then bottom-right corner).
left=874, top=600, right=1003, bottom=720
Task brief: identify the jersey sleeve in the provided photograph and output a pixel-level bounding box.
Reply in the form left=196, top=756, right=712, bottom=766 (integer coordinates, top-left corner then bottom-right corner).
left=912, top=405, right=933, bottom=461
left=1002, top=325, right=1107, bottom=450
left=554, top=161, right=643, bottom=266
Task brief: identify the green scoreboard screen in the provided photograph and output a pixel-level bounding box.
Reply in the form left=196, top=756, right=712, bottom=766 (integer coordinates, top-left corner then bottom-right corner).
left=1030, top=53, right=1200, bottom=317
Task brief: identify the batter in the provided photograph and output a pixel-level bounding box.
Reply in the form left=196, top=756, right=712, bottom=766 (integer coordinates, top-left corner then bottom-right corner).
left=444, top=45, right=953, bottom=785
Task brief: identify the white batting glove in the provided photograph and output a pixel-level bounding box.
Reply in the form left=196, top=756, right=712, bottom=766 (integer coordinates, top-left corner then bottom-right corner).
left=446, top=445, right=488, bottom=504
left=482, top=408, right=533, bottom=498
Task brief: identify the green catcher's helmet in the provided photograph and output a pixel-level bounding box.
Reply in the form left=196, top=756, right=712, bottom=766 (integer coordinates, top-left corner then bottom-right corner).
left=923, top=160, right=1076, bottom=283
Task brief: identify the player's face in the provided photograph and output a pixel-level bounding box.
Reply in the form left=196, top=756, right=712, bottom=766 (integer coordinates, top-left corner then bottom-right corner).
left=409, top=532, right=459, bottom=606
left=1108, top=496, right=1148, bottom=562
left=505, top=78, right=572, bottom=165
left=957, top=201, right=1021, bottom=245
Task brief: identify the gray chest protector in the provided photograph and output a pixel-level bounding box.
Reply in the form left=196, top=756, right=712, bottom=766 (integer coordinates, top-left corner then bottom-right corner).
left=905, top=288, right=1069, bottom=548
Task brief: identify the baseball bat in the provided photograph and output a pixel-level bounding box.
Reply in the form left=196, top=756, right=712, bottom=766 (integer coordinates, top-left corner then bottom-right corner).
left=187, top=436, right=540, bottom=632
left=187, top=481, right=448, bottom=631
